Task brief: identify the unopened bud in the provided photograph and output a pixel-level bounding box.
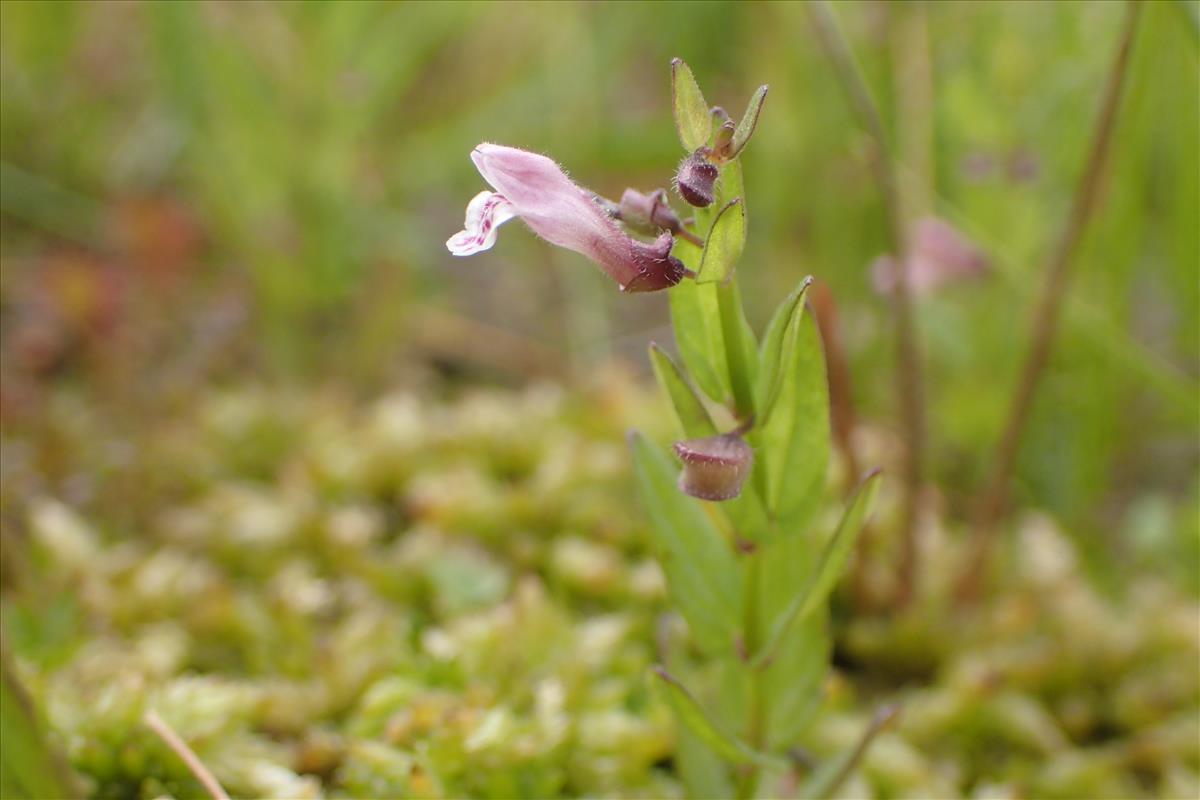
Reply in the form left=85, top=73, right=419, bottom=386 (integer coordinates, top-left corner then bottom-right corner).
left=712, top=121, right=736, bottom=159
left=675, top=150, right=719, bottom=208
left=673, top=433, right=753, bottom=501
left=619, top=188, right=684, bottom=235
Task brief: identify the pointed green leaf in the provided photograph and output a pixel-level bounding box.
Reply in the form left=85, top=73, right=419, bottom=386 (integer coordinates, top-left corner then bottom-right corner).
left=755, top=276, right=814, bottom=427
left=630, top=434, right=739, bottom=653
left=718, top=157, right=745, bottom=209
left=653, top=667, right=788, bottom=770
left=799, top=705, right=900, bottom=799
left=757, top=310, right=831, bottom=528
left=671, top=58, right=711, bottom=151
left=669, top=279, right=728, bottom=404
left=715, top=279, right=757, bottom=419
left=697, top=198, right=746, bottom=284
left=731, top=84, right=769, bottom=156
left=753, top=471, right=881, bottom=669
left=649, top=343, right=717, bottom=439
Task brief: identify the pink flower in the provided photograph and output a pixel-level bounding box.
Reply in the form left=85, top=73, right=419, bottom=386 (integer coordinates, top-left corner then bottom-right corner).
left=447, top=144, right=691, bottom=293
left=871, top=217, right=990, bottom=297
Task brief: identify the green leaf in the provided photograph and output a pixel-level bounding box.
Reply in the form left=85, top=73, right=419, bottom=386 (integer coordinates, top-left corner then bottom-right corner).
left=1, top=645, right=81, bottom=799
left=755, top=276, right=814, bottom=427
left=731, top=84, right=769, bottom=156
left=696, top=198, right=746, bottom=284
left=649, top=343, right=717, bottom=439
left=718, top=157, right=745, bottom=208
left=723, top=532, right=830, bottom=750
left=752, top=471, right=882, bottom=669
left=667, top=158, right=756, bottom=412
left=799, top=705, right=900, bottom=799
left=658, top=622, right=735, bottom=800
left=669, top=278, right=729, bottom=404
left=630, top=434, right=740, bottom=653
left=757, top=310, right=831, bottom=529
left=671, top=58, right=711, bottom=151
left=653, top=667, right=788, bottom=771
left=676, top=721, right=736, bottom=800
left=715, top=280, right=757, bottom=419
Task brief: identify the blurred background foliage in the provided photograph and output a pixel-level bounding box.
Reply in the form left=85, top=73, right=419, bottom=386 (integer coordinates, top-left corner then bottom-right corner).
left=2, top=0, right=1195, bottom=536
left=0, top=1, right=1197, bottom=798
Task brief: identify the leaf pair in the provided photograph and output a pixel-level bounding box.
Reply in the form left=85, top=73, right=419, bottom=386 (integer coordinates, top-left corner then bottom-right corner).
left=672, top=58, right=768, bottom=159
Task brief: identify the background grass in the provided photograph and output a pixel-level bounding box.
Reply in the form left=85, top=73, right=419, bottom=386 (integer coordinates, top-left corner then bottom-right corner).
left=0, top=2, right=1197, bottom=797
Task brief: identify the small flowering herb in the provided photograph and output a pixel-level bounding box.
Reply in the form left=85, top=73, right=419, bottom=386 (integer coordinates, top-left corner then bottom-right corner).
left=455, top=61, right=882, bottom=799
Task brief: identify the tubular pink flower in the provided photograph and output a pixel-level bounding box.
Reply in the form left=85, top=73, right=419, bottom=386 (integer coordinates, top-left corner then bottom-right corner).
left=447, top=143, right=691, bottom=293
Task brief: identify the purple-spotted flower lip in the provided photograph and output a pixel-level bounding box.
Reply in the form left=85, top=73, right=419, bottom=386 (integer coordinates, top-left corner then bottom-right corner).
left=447, top=143, right=692, bottom=293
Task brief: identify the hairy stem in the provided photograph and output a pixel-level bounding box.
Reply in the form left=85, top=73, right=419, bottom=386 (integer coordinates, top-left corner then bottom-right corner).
left=957, top=0, right=1141, bottom=602
left=809, top=0, right=926, bottom=607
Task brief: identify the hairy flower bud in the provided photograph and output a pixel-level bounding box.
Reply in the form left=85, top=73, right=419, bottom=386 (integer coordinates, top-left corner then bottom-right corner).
left=619, top=189, right=672, bottom=233
left=711, top=121, right=736, bottom=158
left=675, top=150, right=719, bottom=208
left=673, top=433, right=753, bottom=501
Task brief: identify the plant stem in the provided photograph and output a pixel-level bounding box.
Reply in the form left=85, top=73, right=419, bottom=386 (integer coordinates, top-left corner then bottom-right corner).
left=736, top=550, right=766, bottom=800
left=144, top=710, right=231, bottom=800
left=957, top=0, right=1141, bottom=602
left=809, top=0, right=926, bottom=607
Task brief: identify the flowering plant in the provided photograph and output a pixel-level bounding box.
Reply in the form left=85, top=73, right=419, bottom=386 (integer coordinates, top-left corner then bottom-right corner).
left=450, top=58, right=882, bottom=799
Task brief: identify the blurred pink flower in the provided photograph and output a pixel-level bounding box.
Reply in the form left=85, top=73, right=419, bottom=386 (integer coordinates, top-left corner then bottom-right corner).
left=871, top=217, right=990, bottom=296
left=448, top=143, right=690, bottom=293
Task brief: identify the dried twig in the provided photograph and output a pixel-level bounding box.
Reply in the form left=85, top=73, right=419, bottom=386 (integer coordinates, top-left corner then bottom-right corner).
left=809, top=0, right=927, bottom=607
left=143, top=710, right=231, bottom=800
left=957, top=1, right=1142, bottom=601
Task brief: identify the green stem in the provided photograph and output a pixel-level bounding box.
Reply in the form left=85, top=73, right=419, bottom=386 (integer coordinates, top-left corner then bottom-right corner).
left=958, top=0, right=1141, bottom=602
left=736, top=550, right=767, bottom=800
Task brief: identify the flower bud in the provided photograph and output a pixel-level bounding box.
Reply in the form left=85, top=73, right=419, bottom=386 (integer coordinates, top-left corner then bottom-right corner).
left=675, top=150, right=719, bottom=208
left=673, top=433, right=753, bottom=501
left=619, top=188, right=679, bottom=234
left=711, top=121, right=736, bottom=159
